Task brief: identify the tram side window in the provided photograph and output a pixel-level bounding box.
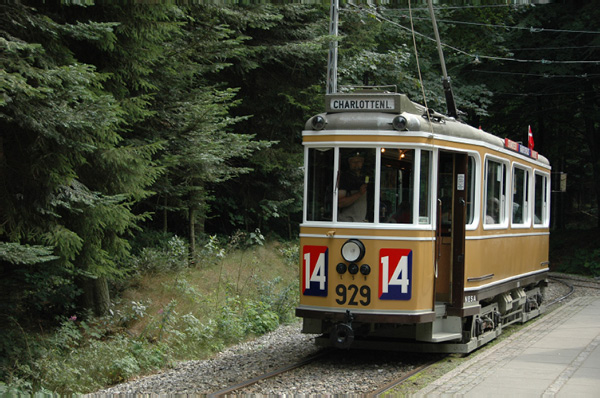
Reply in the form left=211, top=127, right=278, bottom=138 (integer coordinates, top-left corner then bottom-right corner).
left=466, top=156, right=476, bottom=225
left=485, top=159, right=506, bottom=225
left=306, top=148, right=334, bottom=221
left=534, top=172, right=549, bottom=225
left=419, top=150, right=432, bottom=224
left=512, top=167, right=529, bottom=225
left=338, top=148, right=376, bottom=223
left=380, top=148, right=414, bottom=223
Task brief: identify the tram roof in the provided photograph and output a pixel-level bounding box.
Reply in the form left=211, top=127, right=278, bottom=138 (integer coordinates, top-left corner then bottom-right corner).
left=304, top=92, right=549, bottom=166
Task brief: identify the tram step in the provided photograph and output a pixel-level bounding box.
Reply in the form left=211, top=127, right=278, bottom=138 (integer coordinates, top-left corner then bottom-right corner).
left=429, top=331, right=463, bottom=343
left=416, top=312, right=463, bottom=343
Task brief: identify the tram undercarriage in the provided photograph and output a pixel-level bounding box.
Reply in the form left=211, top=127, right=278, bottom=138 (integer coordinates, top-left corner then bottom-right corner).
left=306, top=282, right=547, bottom=354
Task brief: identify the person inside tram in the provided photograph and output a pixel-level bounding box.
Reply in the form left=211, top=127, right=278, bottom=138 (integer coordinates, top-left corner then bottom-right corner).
left=338, top=151, right=369, bottom=222
left=486, top=197, right=500, bottom=224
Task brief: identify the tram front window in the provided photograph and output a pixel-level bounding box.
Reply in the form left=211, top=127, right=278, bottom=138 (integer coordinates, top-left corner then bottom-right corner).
left=306, top=148, right=334, bottom=221
left=380, top=148, right=414, bottom=223
left=338, top=148, right=375, bottom=222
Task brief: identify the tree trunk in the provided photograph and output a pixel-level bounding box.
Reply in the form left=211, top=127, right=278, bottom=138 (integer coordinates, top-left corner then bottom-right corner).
left=94, top=277, right=110, bottom=315
left=163, top=196, right=168, bottom=233
left=189, top=206, right=196, bottom=259
left=82, top=276, right=111, bottom=316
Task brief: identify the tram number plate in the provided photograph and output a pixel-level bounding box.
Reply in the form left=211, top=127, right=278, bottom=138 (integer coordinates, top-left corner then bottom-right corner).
left=302, top=245, right=328, bottom=297
left=335, top=284, right=371, bottom=306
left=379, top=248, right=412, bottom=300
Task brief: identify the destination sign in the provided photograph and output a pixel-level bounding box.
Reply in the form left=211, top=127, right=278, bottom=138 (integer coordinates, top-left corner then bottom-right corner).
left=504, top=138, right=538, bottom=160
left=325, top=93, right=402, bottom=113
left=330, top=97, right=395, bottom=111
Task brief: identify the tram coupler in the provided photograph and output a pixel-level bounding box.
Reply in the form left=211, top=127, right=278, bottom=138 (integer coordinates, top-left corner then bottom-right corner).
left=330, top=310, right=355, bottom=349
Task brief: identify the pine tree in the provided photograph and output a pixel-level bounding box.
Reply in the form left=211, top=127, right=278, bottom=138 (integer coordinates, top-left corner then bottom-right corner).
left=0, top=4, right=159, bottom=317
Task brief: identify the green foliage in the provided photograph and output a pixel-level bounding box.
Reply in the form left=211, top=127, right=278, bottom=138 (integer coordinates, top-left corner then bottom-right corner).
left=0, top=4, right=162, bottom=317
left=129, top=235, right=189, bottom=275
left=0, top=237, right=299, bottom=394
left=551, top=229, right=600, bottom=277
left=0, top=243, right=58, bottom=265
left=557, top=249, right=600, bottom=277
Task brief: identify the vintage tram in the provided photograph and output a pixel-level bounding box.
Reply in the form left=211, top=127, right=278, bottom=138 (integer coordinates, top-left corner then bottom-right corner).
left=296, top=90, right=551, bottom=353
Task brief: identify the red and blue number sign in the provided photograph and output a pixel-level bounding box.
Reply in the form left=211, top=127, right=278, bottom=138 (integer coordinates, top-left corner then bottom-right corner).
left=379, top=248, right=412, bottom=300
left=302, top=245, right=328, bottom=297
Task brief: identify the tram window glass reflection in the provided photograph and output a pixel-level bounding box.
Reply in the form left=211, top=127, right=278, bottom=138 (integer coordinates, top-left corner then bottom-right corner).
left=512, top=167, right=529, bottom=225
left=380, top=148, right=414, bottom=223
left=466, top=156, right=476, bottom=225
left=438, top=152, right=454, bottom=228
left=534, top=172, right=548, bottom=225
left=485, top=159, right=506, bottom=225
left=338, top=148, right=376, bottom=223
left=419, top=150, right=432, bottom=224
left=306, top=148, right=334, bottom=221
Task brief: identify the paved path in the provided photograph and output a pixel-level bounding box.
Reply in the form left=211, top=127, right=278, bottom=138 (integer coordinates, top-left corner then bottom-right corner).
left=415, top=296, right=600, bottom=397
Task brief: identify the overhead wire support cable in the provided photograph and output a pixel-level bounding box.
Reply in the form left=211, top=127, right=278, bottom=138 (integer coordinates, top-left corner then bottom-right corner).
left=342, top=6, right=600, bottom=66
left=427, top=0, right=458, bottom=119
left=326, top=0, right=339, bottom=95
left=400, top=15, right=600, bottom=35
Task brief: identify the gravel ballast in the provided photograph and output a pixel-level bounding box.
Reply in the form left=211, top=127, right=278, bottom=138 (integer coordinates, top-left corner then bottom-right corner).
left=93, top=274, right=598, bottom=396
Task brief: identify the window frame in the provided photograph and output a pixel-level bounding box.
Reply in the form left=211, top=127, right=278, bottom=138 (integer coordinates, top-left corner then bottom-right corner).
left=465, top=153, right=481, bottom=231
left=533, top=170, right=551, bottom=228
left=302, top=144, right=435, bottom=229
left=511, top=162, right=532, bottom=229
left=483, top=155, right=510, bottom=230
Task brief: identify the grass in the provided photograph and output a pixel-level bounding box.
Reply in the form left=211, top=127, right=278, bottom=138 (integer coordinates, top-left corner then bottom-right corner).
left=0, top=235, right=300, bottom=395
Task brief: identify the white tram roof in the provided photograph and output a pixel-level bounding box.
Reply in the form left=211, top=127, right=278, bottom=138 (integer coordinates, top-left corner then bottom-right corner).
left=304, top=92, right=549, bottom=166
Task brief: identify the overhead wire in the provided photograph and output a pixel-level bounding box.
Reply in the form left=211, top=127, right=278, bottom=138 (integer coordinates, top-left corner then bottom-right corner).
left=407, top=0, right=430, bottom=119
left=342, top=5, right=600, bottom=66
left=396, top=14, right=600, bottom=35
left=472, top=70, right=600, bottom=79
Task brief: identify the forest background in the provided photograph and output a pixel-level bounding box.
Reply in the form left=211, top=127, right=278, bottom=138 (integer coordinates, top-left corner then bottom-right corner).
left=1, top=0, right=599, bottom=394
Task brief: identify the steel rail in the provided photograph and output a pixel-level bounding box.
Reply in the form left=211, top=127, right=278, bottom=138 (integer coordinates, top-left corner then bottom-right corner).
left=547, top=276, right=575, bottom=306
left=367, top=357, right=441, bottom=398
left=210, top=278, right=581, bottom=397
left=368, top=277, right=580, bottom=396
left=207, top=349, right=332, bottom=398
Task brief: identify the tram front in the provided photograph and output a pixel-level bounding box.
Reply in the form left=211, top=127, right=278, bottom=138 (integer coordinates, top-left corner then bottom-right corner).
left=296, top=91, right=451, bottom=349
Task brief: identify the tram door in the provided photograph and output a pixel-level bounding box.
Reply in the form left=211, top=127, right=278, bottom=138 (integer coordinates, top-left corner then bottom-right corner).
left=435, top=152, right=467, bottom=310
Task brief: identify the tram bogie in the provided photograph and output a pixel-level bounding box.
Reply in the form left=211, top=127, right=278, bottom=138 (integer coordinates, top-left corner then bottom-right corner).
left=296, top=90, right=551, bottom=353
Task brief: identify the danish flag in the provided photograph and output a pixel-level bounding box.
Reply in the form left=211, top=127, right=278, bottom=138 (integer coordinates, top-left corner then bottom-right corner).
left=528, top=125, right=535, bottom=151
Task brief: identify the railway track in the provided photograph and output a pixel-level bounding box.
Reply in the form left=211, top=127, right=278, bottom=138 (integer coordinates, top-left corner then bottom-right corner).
left=208, top=276, right=590, bottom=397
left=206, top=349, right=333, bottom=398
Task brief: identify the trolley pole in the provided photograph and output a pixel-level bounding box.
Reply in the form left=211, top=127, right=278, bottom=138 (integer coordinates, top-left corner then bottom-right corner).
left=427, top=0, right=459, bottom=119
left=326, top=0, right=339, bottom=95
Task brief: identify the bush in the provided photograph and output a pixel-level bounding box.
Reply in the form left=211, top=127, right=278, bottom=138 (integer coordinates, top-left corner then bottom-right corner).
left=550, top=228, right=600, bottom=277
left=129, top=235, right=189, bottom=275
left=1, top=238, right=299, bottom=394
left=243, top=300, right=279, bottom=335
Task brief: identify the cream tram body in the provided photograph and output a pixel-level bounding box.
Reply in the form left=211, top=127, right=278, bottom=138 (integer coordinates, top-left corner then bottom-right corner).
left=297, top=92, right=550, bottom=352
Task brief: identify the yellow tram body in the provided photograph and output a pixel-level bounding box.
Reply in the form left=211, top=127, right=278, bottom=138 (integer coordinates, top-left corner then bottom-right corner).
left=296, top=91, right=550, bottom=352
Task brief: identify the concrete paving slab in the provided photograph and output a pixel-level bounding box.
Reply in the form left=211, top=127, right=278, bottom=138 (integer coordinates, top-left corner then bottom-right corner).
left=415, top=297, right=600, bottom=397
left=481, top=365, right=561, bottom=380
left=557, top=383, right=600, bottom=398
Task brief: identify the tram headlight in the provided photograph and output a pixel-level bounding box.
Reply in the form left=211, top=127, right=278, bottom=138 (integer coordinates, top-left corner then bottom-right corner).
left=392, top=115, right=408, bottom=131
left=341, top=239, right=365, bottom=263
left=311, top=115, right=327, bottom=130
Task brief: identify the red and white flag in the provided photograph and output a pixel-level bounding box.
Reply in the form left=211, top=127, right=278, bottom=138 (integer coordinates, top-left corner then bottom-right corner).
left=528, top=125, right=534, bottom=150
